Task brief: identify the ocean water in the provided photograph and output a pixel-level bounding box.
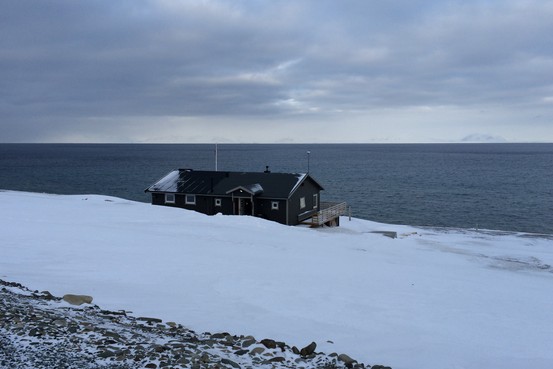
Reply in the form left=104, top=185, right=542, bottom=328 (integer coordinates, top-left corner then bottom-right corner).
left=1, top=143, right=552, bottom=235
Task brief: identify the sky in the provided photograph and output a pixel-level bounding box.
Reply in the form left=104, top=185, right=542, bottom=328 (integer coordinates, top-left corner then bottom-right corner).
left=1, top=0, right=552, bottom=143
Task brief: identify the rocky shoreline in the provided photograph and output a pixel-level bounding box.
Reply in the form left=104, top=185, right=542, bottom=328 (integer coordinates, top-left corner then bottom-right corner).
left=0, top=280, right=391, bottom=369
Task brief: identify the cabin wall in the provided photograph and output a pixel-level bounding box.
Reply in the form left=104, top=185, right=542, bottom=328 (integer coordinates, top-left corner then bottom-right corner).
left=253, top=198, right=287, bottom=225
left=151, top=193, right=233, bottom=217
left=151, top=193, right=166, bottom=206
left=215, top=197, right=234, bottom=215
left=287, top=180, right=321, bottom=225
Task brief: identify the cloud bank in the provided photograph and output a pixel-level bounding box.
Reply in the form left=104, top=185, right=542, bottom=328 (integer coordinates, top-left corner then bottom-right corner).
left=1, top=0, right=552, bottom=142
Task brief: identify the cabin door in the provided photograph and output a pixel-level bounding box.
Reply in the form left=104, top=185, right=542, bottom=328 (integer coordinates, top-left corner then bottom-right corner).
left=234, top=198, right=252, bottom=215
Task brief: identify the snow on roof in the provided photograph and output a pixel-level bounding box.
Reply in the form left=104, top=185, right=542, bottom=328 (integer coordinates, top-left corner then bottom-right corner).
left=289, top=173, right=307, bottom=195
left=246, top=183, right=264, bottom=194
left=146, top=170, right=180, bottom=192
left=226, top=183, right=264, bottom=195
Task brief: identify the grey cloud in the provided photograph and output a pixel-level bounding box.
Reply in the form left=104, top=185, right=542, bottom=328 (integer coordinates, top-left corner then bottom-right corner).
left=0, top=0, right=552, bottom=142
left=2, top=1, right=307, bottom=118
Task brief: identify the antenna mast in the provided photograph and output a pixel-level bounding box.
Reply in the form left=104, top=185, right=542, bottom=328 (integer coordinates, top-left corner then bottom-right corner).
left=215, top=143, right=218, bottom=171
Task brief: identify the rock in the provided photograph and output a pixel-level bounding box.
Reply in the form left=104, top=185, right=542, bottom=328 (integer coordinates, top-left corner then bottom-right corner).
left=62, top=294, right=93, bottom=305
left=137, top=316, right=162, bottom=324
left=241, top=338, right=256, bottom=347
left=39, top=291, right=56, bottom=300
left=68, top=325, right=79, bottom=333
left=260, top=338, right=277, bottom=349
left=234, top=349, right=249, bottom=355
left=250, top=347, right=265, bottom=355
left=292, top=346, right=300, bottom=355
left=212, top=332, right=230, bottom=339
left=300, top=341, right=317, bottom=356
left=338, top=353, right=357, bottom=365
left=371, top=366, right=392, bottom=369
left=145, top=364, right=157, bottom=369
left=103, top=331, right=122, bottom=341
left=98, top=350, right=115, bottom=358
left=221, top=358, right=241, bottom=368
left=177, top=357, right=189, bottom=365
left=224, top=335, right=235, bottom=345
left=200, top=353, right=210, bottom=363
left=268, top=356, right=286, bottom=362
left=100, top=309, right=127, bottom=316
left=152, top=345, right=163, bottom=353
left=53, top=319, right=67, bottom=327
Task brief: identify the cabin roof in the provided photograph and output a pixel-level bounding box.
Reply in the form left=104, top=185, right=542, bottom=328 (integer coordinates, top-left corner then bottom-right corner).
left=145, top=169, right=323, bottom=199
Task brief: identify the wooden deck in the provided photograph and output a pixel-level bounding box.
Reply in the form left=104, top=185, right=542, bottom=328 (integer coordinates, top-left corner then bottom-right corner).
left=310, top=201, right=348, bottom=227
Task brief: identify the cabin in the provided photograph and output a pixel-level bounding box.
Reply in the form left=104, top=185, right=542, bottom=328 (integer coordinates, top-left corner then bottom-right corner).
left=144, top=168, right=346, bottom=226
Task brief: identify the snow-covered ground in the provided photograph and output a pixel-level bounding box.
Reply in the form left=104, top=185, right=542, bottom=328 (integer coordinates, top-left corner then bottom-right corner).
left=1, top=190, right=552, bottom=369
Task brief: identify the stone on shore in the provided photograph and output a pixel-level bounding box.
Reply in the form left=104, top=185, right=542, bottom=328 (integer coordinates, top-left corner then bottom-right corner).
left=300, top=341, right=317, bottom=356
left=62, top=294, right=93, bottom=305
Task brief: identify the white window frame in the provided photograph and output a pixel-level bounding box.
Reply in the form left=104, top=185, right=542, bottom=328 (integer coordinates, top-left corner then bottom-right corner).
left=313, top=194, right=318, bottom=209
left=185, top=194, right=196, bottom=205
left=271, top=201, right=279, bottom=210
left=215, top=198, right=222, bottom=207
left=165, top=193, right=175, bottom=204
left=300, top=197, right=306, bottom=209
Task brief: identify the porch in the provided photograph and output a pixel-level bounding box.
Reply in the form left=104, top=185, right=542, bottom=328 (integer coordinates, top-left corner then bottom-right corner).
left=308, top=201, right=348, bottom=227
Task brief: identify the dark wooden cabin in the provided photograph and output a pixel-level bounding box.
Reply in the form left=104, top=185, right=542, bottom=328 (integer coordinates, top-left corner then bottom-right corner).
left=144, top=168, right=327, bottom=226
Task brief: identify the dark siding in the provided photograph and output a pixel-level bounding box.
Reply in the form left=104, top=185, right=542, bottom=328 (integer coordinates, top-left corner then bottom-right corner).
left=253, top=198, right=287, bottom=224
left=151, top=193, right=166, bottom=206
left=209, top=196, right=234, bottom=215
left=287, top=179, right=321, bottom=225
left=220, top=197, right=234, bottom=215
left=151, top=193, right=235, bottom=216
left=175, top=194, right=225, bottom=215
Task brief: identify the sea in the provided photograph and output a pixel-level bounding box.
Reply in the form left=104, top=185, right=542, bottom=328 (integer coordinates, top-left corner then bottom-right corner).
left=1, top=143, right=552, bottom=235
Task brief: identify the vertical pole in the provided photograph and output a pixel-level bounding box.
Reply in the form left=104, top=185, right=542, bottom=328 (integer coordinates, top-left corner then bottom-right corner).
left=215, top=143, right=218, bottom=171
left=307, top=151, right=311, bottom=173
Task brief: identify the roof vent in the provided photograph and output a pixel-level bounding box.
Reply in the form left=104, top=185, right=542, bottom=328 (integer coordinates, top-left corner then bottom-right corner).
left=264, top=166, right=271, bottom=173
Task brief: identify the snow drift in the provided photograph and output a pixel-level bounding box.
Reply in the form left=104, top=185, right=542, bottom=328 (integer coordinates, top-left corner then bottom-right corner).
left=1, top=191, right=552, bottom=369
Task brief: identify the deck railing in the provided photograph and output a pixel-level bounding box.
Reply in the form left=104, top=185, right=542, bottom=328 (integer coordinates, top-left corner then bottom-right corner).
left=312, top=201, right=348, bottom=226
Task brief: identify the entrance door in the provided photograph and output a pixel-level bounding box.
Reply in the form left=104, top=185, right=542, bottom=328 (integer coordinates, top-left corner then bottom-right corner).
left=234, top=198, right=253, bottom=215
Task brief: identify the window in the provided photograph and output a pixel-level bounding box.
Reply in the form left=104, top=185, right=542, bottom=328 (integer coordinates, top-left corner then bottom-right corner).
left=313, top=194, right=318, bottom=209
left=215, top=198, right=222, bottom=207
left=185, top=194, right=196, bottom=205
left=271, top=201, right=279, bottom=210
left=165, top=193, right=175, bottom=204
left=300, top=197, right=306, bottom=209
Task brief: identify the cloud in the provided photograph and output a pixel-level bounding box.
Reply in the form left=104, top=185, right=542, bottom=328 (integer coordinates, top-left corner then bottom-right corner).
left=0, top=0, right=552, bottom=142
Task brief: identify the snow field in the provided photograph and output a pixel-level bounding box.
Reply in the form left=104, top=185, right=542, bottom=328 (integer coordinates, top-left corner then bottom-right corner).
left=1, top=191, right=552, bottom=369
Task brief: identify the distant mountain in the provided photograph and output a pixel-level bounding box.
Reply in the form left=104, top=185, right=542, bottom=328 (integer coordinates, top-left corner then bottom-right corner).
left=460, top=133, right=507, bottom=143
